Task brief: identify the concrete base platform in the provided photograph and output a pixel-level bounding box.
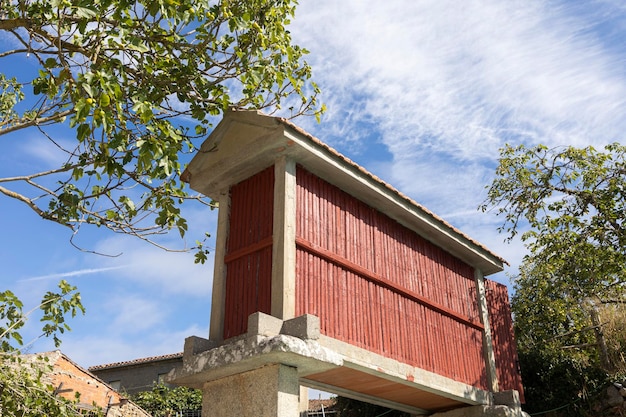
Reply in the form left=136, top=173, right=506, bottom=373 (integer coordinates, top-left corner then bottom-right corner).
left=169, top=313, right=522, bottom=416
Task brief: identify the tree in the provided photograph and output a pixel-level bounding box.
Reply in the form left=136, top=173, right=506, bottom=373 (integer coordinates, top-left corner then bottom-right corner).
left=0, top=280, right=88, bottom=417
left=0, top=0, right=323, bottom=259
left=482, top=143, right=626, bottom=334
left=482, top=143, right=626, bottom=414
left=131, top=383, right=201, bottom=417
left=482, top=143, right=626, bottom=300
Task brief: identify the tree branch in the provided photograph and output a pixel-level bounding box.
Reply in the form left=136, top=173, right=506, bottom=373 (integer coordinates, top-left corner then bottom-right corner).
left=0, top=185, right=72, bottom=228
left=0, top=109, right=74, bottom=137
left=0, top=18, right=31, bottom=31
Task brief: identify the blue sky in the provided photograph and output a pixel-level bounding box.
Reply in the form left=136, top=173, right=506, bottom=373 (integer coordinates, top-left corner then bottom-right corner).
left=2, top=0, right=626, bottom=370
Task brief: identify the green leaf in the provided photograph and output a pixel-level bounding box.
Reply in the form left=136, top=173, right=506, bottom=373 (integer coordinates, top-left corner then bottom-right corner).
left=73, top=6, right=97, bottom=18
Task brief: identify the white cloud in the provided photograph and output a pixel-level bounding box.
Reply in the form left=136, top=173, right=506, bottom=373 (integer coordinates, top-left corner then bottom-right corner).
left=60, top=323, right=207, bottom=368
left=289, top=0, right=626, bottom=278
left=19, top=266, right=129, bottom=282
left=104, top=295, right=168, bottom=332
left=294, top=1, right=626, bottom=158
left=86, top=202, right=218, bottom=296
left=93, top=236, right=215, bottom=297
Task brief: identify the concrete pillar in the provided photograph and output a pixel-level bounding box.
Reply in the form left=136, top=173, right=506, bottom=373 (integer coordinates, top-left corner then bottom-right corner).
left=474, top=268, right=499, bottom=392
left=299, top=386, right=309, bottom=414
left=271, top=157, right=297, bottom=320
left=201, top=364, right=300, bottom=417
left=209, top=191, right=231, bottom=343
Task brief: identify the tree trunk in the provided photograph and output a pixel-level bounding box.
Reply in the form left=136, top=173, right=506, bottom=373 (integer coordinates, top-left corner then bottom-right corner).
left=586, top=298, right=612, bottom=371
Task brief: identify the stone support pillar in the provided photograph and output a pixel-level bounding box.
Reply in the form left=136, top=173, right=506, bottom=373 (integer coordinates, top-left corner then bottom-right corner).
left=209, top=192, right=231, bottom=343
left=474, top=268, right=499, bottom=393
left=271, top=157, right=297, bottom=320
left=201, top=364, right=300, bottom=417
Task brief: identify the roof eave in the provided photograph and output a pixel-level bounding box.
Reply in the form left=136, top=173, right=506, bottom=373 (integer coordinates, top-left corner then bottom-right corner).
left=183, top=110, right=506, bottom=276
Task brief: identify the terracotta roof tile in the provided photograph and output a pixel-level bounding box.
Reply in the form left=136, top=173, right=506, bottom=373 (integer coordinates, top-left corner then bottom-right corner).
left=275, top=116, right=507, bottom=266
left=88, top=352, right=183, bottom=371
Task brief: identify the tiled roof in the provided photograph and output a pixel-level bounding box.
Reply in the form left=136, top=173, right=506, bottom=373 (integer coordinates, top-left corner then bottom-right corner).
left=308, top=398, right=337, bottom=411
left=180, top=109, right=507, bottom=271
left=88, top=352, right=183, bottom=371
left=274, top=115, right=508, bottom=267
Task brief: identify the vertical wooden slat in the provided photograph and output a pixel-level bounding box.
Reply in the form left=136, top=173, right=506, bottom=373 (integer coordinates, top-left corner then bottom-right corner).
left=487, top=279, right=525, bottom=401
left=223, top=166, right=274, bottom=340
left=293, top=166, right=513, bottom=390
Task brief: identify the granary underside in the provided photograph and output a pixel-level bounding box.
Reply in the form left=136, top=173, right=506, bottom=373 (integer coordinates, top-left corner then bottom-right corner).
left=304, top=367, right=468, bottom=413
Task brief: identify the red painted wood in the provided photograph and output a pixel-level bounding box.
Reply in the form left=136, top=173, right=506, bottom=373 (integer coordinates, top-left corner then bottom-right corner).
left=486, top=279, right=525, bottom=402
left=224, top=236, right=273, bottom=263
left=218, top=162, right=519, bottom=393
left=296, top=237, right=484, bottom=331
left=294, top=166, right=488, bottom=388
left=222, top=166, right=274, bottom=340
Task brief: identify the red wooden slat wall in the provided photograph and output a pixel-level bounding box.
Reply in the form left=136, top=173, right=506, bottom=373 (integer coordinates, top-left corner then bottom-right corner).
left=222, top=166, right=275, bottom=340
left=486, top=279, right=525, bottom=401
left=295, top=166, right=488, bottom=389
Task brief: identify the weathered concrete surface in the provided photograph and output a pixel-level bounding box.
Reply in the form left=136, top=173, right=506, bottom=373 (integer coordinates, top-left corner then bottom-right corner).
left=311, top=334, right=492, bottom=407
left=281, top=314, right=320, bottom=340
left=168, top=332, right=342, bottom=389
left=170, top=313, right=526, bottom=416
left=492, top=391, right=522, bottom=409
left=201, top=364, right=299, bottom=417
left=432, top=391, right=526, bottom=417
left=168, top=313, right=501, bottom=415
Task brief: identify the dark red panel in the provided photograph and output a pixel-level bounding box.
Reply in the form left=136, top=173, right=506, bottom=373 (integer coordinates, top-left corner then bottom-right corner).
left=223, top=166, right=274, bottom=340
left=486, top=279, right=525, bottom=402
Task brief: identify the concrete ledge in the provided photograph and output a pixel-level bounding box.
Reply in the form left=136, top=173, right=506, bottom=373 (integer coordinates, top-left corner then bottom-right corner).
left=314, top=334, right=492, bottom=407
left=248, top=312, right=284, bottom=337
left=168, top=334, right=343, bottom=389
left=183, top=336, right=217, bottom=361
left=173, top=313, right=495, bottom=415
left=281, top=314, right=320, bottom=340
left=493, top=390, right=521, bottom=409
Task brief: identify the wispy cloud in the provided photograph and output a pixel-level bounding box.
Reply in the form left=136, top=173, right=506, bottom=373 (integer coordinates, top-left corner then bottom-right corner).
left=94, top=235, right=214, bottom=297
left=289, top=0, right=626, bottom=280
left=42, top=321, right=207, bottom=368
left=104, top=295, right=168, bottom=332
left=294, top=1, right=626, bottom=155
left=19, top=265, right=129, bottom=282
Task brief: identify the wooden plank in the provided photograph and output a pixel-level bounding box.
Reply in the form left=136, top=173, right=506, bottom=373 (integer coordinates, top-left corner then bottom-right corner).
left=296, top=237, right=484, bottom=331
left=486, top=279, right=525, bottom=401
left=304, top=367, right=465, bottom=412
left=224, top=236, right=273, bottom=263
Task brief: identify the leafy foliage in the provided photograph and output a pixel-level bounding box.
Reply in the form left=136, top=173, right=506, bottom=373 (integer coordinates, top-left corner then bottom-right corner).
left=482, top=143, right=626, bottom=302
left=517, top=348, right=608, bottom=416
left=131, top=383, right=201, bottom=417
left=483, top=143, right=626, bottom=415
left=483, top=143, right=626, bottom=349
left=1, top=280, right=85, bottom=352
left=0, top=0, right=323, bottom=258
left=511, top=262, right=597, bottom=359
left=0, top=281, right=88, bottom=417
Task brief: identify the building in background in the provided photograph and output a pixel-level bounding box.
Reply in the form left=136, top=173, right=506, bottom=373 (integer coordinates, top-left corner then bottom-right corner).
left=89, top=352, right=184, bottom=395
left=29, top=351, right=150, bottom=417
